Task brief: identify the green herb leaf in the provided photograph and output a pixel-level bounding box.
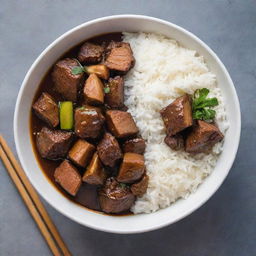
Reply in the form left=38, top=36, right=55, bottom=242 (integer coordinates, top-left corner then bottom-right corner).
left=192, top=88, right=209, bottom=108
left=204, top=109, right=216, bottom=120
left=71, top=66, right=85, bottom=75
left=193, top=109, right=204, bottom=120
left=192, top=88, right=218, bottom=121
left=198, top=88, right=209, bottom=98
left=104, top=87, right=110, bottom=94
left=194, top=98, right=219, bottom=110
left=119, top=183, right=127, bottom=189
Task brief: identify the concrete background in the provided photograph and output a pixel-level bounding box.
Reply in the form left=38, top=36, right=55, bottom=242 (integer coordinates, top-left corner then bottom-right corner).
left=0, top=0, right=255, bottom=255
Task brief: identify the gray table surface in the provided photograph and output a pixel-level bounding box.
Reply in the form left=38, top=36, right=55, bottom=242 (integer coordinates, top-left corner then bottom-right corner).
left=1, top=0, right=255, bottom=255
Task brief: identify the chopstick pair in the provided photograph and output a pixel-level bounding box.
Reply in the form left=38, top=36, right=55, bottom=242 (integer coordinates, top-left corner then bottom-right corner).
left=0, top=135, right=71, bottom=256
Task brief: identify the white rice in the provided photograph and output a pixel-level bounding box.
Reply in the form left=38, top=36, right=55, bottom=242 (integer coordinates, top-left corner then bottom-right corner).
left=122, top=32, right=229, bottom=214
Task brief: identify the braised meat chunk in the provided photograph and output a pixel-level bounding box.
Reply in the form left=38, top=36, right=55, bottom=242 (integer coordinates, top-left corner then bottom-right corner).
left=52, top=58, right=84, bottom=102
left=30, top=33, right=153, bottom=215
left=105, top=42, right=135, bottom=73
left=161, top=94, right=193, bottom=135
left=164, top=133, right=184, bottom=151
left=68, top=139, right=95, bottom=167
left=36, top=127, right=73, bottom=159
left=123, top=138, right=146, bottom=154
left=83, top=74, right=104, bottom=105
left=97, top=133, right=123, bottom=167
left=131, top=174, right=149, bottom=197
left=83, top=153, right=107, bottom=185
left=117, top=153, right=145, bottom=183
left=75, top=183, right=101, bottom=211
left=105, top=76, right=124, bottom=108
left=78, top=42, right=104, bottom=64
left=106, top=110, right=139, bottom=138
left=75, top=106, right=105, bottom=139
left=32, top=93, right=59, bottom=128
left=98, top=177, right=135, bottom=213
left=86, top=64, right=109, bottom=80
left=185, top=120, right=224, bottom=154
left=106, top=41, right=123, bottom=52
left=54, top=160, right=82, bottom=196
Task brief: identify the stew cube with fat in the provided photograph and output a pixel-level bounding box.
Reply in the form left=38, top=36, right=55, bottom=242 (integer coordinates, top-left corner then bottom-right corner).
left=97, top=133, right=123, bottom=167
left=122, top=138, right=146, bottom=154
left=82, top=152, right=107, bottom=185
left=54, top=160, right=82, bottom=196
left=68, top=139, right=95, bottom=167
left=36, top=127, right=73, bottom=160
left=32, top=93, right=59, bottom=128
left=83, top=74, right=104, bottom=105
left=105, top=42, right=135, bottom=73
left=52, top=58, right=84, bottom=102
left=78, top=42, right=104, bottom=64
left=75, top=106, right=105, bottom=139
left=106, top=110, right=139, bottom=138
left=117, top=153, right=145, bottom=183
left=98, top=177, right=135, bottom=213
left=185, top=120, right=224, bottom=154
left=131, top=174, right=149, bottom=197
left=164, top=133, right=184, bottom=151
left=160, top=94, right=193, bottom=135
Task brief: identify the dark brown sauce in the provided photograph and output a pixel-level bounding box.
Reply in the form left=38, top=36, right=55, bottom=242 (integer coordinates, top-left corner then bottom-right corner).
left=30, top=32, right=131, bottom=216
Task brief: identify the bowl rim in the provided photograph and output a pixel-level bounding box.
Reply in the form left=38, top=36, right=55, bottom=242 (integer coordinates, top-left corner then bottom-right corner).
left=14, top=14, right=241, bottom=233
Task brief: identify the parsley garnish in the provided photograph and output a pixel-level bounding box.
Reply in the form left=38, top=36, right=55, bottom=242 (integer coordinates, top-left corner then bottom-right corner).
left=104, top=87, right=110, bottom=94
left=192, top=88, right=218, bottom=121
left=71, top=59, right=87, bottom=75
left=71, top=66, right=85, bottom=75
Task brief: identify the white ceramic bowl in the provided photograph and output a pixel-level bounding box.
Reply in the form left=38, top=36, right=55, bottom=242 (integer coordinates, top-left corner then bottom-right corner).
left=14, top=15, right=241, bottom=234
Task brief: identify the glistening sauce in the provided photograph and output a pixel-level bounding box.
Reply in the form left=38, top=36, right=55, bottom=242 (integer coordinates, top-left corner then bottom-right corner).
left=30, top=32, right=131, bottom=216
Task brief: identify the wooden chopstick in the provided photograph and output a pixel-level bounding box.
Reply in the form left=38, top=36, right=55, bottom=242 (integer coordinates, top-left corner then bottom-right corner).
left=0, top=146, right=61, bottom=255
left=0, top=135, right=71, bottom=256
left=0, top=136, right=71, bottom=256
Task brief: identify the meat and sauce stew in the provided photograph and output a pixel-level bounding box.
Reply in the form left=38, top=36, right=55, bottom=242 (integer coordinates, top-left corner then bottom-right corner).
left=30, top=32, right=224, bottom=216
left=30, top=33, right=147, bottom=215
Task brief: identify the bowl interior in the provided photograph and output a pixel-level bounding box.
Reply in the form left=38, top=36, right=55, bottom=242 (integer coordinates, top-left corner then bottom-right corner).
left=14, top=15, right=240, bottom=233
